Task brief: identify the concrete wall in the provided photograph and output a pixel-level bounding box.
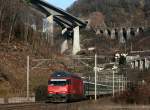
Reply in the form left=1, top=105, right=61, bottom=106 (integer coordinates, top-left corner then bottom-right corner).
left=0, top=97, right=35, bottom=104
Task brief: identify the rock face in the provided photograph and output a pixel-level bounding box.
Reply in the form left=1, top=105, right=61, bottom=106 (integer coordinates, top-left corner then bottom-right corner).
left=88, top=12, right=106, bottom=29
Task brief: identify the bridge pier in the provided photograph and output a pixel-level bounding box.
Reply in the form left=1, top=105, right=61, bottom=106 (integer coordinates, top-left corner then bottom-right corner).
left=47, top=15, right=54, bottom=46
left=60, top=26, right=82, bottom=55
left=61, top=28, right=75, bottom=54
left=145, top=58, right=150, bottom=69
left=131, top=61, right=135, bottom=69
left=119, top=28, right=125, bottom=44
left=73, top=26, right=80, bottom=55
left=127, top=28, right=131, bottom=40
left=135, top=28, right=140, bottom=36
left=135, top=60, right=139, bottom=68
left=61, top=28, right=69, bottom=54
left=139, top=60, right=144, bottom=71
left=104, top=29, right=108, bottom=38
left=61, top=40, right=68, bottom=54
left=111, top=29, right=116, bottom=39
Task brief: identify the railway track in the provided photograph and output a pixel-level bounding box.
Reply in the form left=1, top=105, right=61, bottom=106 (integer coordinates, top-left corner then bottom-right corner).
left=0, top=100, right=92, bottom=110
left=0, top=102, right=44, bottom=110
left=0, top=100, right=89, bottom=110
left=1, top=101, right=150, bottom=110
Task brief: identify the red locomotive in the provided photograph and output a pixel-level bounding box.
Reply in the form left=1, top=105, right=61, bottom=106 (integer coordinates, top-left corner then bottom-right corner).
left=47, top=71, right=84, bottom=102
left=47, top=71, right=113, bottom=102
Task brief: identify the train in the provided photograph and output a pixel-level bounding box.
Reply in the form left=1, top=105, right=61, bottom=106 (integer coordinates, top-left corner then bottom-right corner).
left=47, top=71, right=112, bottom=102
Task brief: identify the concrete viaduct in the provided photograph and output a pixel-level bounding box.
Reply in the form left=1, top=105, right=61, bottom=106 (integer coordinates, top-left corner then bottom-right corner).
left=30, top=0, right=87, bottom=55
left=129, top=57, right=150, bottom=70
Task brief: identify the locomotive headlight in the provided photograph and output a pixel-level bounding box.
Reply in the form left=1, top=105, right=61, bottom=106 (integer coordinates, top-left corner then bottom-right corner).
left=48, top=91, right=54, bottom=94
left=61, top=91, right=67, bottom=94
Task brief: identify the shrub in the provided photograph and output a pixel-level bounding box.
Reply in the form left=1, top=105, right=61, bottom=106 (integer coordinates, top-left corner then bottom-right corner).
left=35, top=85, right=47, bottom=101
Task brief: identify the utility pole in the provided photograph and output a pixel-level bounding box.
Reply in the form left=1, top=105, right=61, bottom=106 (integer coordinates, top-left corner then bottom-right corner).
left=95, top=0, right=98, bottom=11
left=27, top=56, right=30, bottom=101
left=112, top=69, right=115, bottom=97
left=112, top=65, right=117, bottom=97
left=119, top=76, right=120, bottom=95
left=95, top=54, right=97, bottom=100
left=122, top=75, right=124, bottom=92
left=125, top=43, right=127, bottom=53
left=130, top=42, right=133, bottom=52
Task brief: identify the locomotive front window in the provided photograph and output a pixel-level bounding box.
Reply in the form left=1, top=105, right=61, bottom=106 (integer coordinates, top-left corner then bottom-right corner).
left=48, top=79, right=71, bottom=86
left=48, top=81, right=66, bottom=86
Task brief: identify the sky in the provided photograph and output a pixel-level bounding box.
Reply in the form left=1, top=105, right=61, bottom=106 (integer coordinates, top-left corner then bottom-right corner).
left=45, top=0, right=76, bottom=10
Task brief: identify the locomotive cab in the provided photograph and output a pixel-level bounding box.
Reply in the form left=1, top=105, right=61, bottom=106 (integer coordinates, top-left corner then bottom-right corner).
left=48, top=79, right=71, bottom=102
left=47, top=71, right=84, bottom=102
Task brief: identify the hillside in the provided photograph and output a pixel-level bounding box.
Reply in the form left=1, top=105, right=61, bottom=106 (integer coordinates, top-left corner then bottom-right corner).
left=67, top=0, right=150, bottom=27
left=67, top=0, right=150, bottom=54
left=0, top=0, right=72, bottom=97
